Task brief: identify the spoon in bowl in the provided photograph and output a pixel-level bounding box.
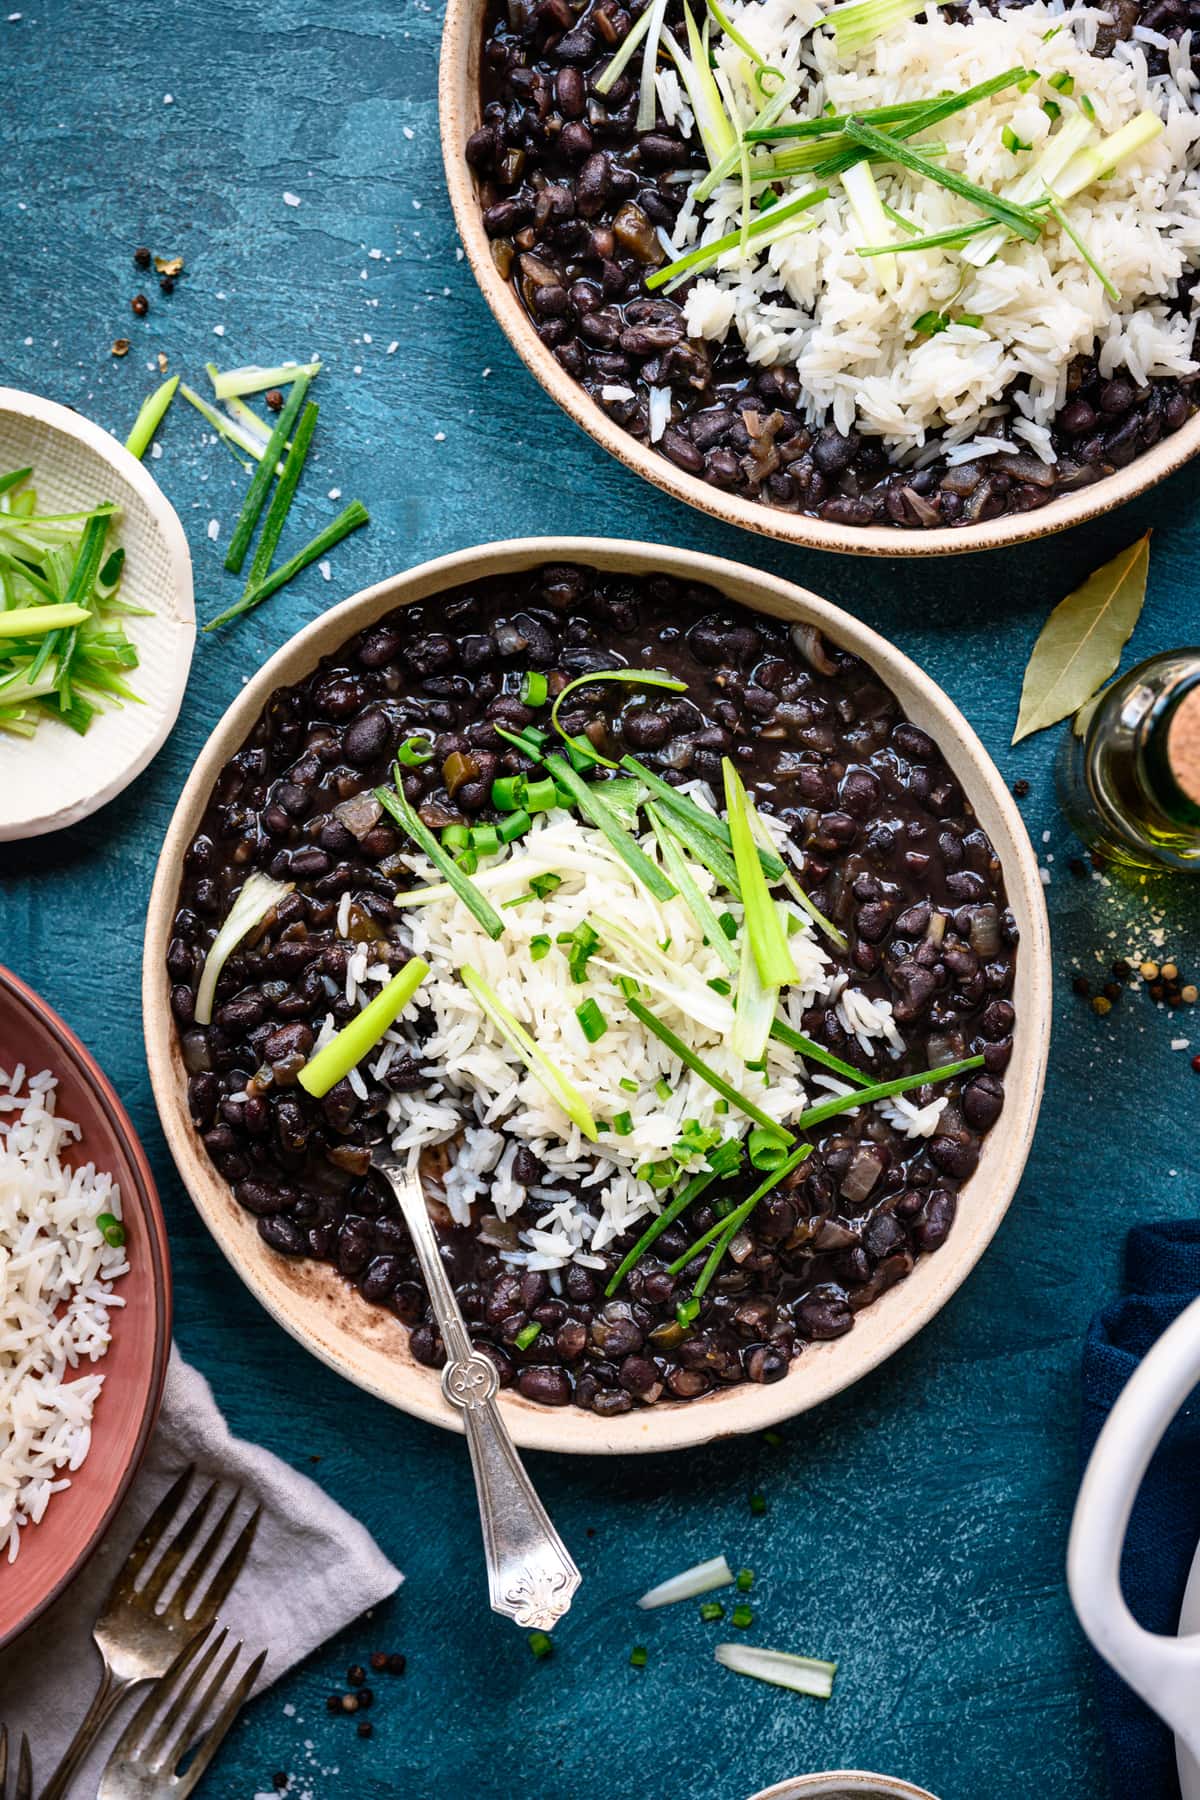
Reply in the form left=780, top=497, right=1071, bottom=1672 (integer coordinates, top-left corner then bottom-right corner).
left=369, top=1143, right=581, bottom=1631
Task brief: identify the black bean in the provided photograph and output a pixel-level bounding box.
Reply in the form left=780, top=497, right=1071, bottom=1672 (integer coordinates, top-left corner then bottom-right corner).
left=517, top=1365, right=572, bottom=1404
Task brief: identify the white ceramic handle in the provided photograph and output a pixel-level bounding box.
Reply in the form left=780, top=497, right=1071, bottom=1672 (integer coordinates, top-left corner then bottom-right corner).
left=1067, top=1291, right=1200, bottom=1761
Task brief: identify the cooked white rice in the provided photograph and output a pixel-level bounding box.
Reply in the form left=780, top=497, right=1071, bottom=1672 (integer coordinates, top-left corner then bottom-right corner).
left=327, top=804, right=928, bottom=1272
left=666, top=0, right=1200, bottom=455
left=0, top=1067, right=128, bottom=1563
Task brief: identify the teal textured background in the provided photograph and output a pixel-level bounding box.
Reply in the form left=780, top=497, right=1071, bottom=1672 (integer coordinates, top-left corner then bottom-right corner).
left=2, top=2, right=1199, bottom=1793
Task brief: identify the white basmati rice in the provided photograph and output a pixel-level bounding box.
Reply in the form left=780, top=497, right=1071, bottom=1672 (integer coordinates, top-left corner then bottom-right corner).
left=671, top=0, right=1200, bottom=455
left=0, top=1067, right=128, bottom=1563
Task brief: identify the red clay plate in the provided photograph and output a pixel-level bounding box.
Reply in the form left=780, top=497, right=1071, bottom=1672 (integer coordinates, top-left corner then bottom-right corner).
left=0, top=965, right=171, bottom=1648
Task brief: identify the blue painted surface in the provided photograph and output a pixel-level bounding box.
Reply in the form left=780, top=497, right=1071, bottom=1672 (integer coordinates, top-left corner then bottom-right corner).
left=2, top=1, right=1199, bottom=1793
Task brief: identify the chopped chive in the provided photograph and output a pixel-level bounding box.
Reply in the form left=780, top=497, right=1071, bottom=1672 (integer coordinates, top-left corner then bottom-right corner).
left=768, top=1017, right=871, bottom=1086
left=1048, top=70, right=1074, bottom=93
left=520, top=670, right=548, bottom=707
left=376, top=778, right=505, bottom=939
left=492, top=774, right=524, bottom=811
left=470, top=824, right=501, bottom=856
left=647, top=185, right=828, bottom=293
left=724, top=761, right=795, bottom=989
left=630, top=1646, right=648, bottom=1668
left=620, top=1077, right=639, bottom=1093
left=1043, top=98, right=1062, bottom=119
left=498, top=808, right=532, bottom=844
left=460, top=963, right=598, bottom=1140
left=549, top=666, right=687, bottom=768
left=655, top=1078, right=672, bottom=1103
left=206, top=501, right=369, bottom=628
left=1002, top=125, right=1032, bottom=153
left=398, top=734, right=435, bottom=767
left=0, top=603, right=92, bottom=638
left=441, top=823, right=469, bottom=851
left=531, top=873, right=562, bottom=899
left=646, top=803, right=740, bottom=976
left=456, top=847, right=479, bottom=875
left=1045, top=191, right=1121, bottom=301
left=708, top=978, right=732, bottom=995
left=604, top=1147, right=741, bottom=1297
left=732, top=1604, right=755, bottom=1629
left=298, top=958, right=431, bottom=1098
left=796, top=1054, right=984, bottom=1132
left=958, top=312, right=984, bottom=328
left=748, top=1126, right=788, bottom=1170
left=670, top=1145, right=810, bottom=1284
left=914, top=309, right=950, bottom=336
left=737, top=1568, right=755, bottom=1591
left=844, top=117, right=1042, bottom=241
left=576, top=997, right=608, bottom=1043
left=211, top=359, right=322, bottom=401
left=700, top=1602, right=725, bottom=1622
left=628, top=997, right=792, bottom=1141
left=613, top=1110, right=634, bottom=1136
left=857, top=217, right=999, bottom=256
left=545, top=754, right=675, bottom=902
left=239, top=398, right=319, bottom=601
left=124, top=376, right=179, bottom=460
left=528, top=1631, right=554, bottom=1659
left=524, top=776, right=559, bottom=813
left=223, top=372, right=312, bottom=573
left=515, top=1322, right=542, bottom=1350
left=95, top=1211, right=126, bottom=1249
left=530, top=934, right=552, bottom=962
left=749, top=1492, right=767, bottom=1516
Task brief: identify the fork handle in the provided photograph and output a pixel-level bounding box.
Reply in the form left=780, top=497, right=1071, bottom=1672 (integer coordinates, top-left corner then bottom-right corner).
left=38, top=1666, right=137, bottom=1800
left=379, top=1160, right=581, bottom=1632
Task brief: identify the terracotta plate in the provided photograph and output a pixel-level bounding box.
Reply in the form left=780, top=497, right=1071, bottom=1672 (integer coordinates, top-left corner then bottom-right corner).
left=143, top=537, right=1051, bottom=1455
left=0, top=967, right=172, bottom=1648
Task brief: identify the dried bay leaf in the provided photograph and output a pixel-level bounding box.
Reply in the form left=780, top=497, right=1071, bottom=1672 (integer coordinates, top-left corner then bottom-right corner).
left=1012, top=532, right=1151, bottom=745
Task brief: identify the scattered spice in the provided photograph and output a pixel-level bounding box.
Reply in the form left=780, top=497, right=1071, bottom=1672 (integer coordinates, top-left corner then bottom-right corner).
left=265, top=387, right=285, bottom=412
left=347, top=1664, right=365, bottom=1687
left=749, top=1491, right=767, bottom=1516
left=156, top=351, right=169, bottom=374
left=1012, top=778, right=1030, bottom=798
left=357, top=1688, right=374, bottom=1710
left=1141, top=960, right=1160, bottom=980
left=159, top=276, right=175, bottom=295
left=325, top=1695, right=341, bottom=1716
left=155, top=254, right=184, bottom=276
left=1092, top=995, right=1112, bottom=1016
left=1163, top=961, right=1179, bottom=982
left=1072, top=974, right=1090, bottom=997
left=133, top=246, right=151, bottom=270
left=272, top=1775, right=288, bottom=1793
left=1184, top=985, right=1198, bottom=1004
left=339, top=1693, right=358, bottom=1714
left=356, top=1720, right=373, bottom=1740
left=1069, top=856, right=1089, bottom=878
left=369, top=1652, right=389, bottom=1672
left=1192, top=1054, right=1200, bottom=1073
left=110, top=338, right=130, bottom=357
left=131, top=294, right=149, bottom=317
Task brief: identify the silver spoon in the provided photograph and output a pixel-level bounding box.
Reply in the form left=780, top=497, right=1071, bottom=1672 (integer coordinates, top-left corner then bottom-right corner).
left=370, top=1145, right=581, bottom=1632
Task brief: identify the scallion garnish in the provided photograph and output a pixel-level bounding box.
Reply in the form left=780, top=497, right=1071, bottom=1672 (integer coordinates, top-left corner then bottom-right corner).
left=206, top=501, right=369, bottom=628
left=645, top=186, right=829, bottom=292
left=498, top=808, right=532, bottom=844
left=613, top=1110, right=633, bottom=1136
left=671, top=1145, right=811, bottom=1289
left=715, top=1642, right=836, bottom=1699
left=814, top=66, right=1032, bottom=179
left=95, top=1211, right=126, bottom=1249
left=298, top=957, right=431, bottom=1098
left=625, top=996, right=793, bottom=1141
left=460, top=964, right=598, bottom=1141
left=594, top=0, right=656, bottom=96
left=603, top=1142, right=743, bottom=1297
left=223, top=372, right=313, bottom=574
left=1048, top=70, right=1074, bottom=94
left=646, top=804, right=739, bottom=976
left=528, top=1630, right=554, bottom=1660
left=544, top=754, right=675, bottom=902
left=638, top=1554, right=735, bottom=1610
left=724, top=760, right=795, bottom=988
left=178, top=382, right=280, bottom=471
left=125, top=376, right=179, bottom=460
left=701, top=1602, right=726, bottom=1622
left=843, top=116, right=1043, bottom=240
left=824, top=0, right=950, bottom=54
left=1002, top=124, right=1032, bottom=153
left=471, top=823, right=501, bottom=856
left=1044, top=191, right=1121, bottom=300
left=768, top=1017, right=870, bottom=1087
left=524, top=776, right=559, bottom=813
left=630, top=1646, right=648, bottom=1668
left=795, top=1054, right=984, bottom=1132
left=520, top=669, right=548, bottom=707
left=576, top=997, right=608, bottom=1043
left=731, top=1604, right=755, bottom=1629
left=531, top=872, right=563, bottom=899
left=210, top=360, right=321, bottom=401
left=514, top=1321, right=542, bottom=1350
left=195, top=872, right=294, bottom=1025
left=748, top=1126, right=788, bottom=1170
left=377, top=776, right=505, bottom=940
left=620, top=1077, right=639, bottom=1094
left=549, top=665, right=687, bottom=768
left=737, top=1567, right=754, bottom=1591
left=530, top=934, right=552, bottom=962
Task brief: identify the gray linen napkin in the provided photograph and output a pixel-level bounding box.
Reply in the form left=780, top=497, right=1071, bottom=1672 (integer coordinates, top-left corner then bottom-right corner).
left=0, top=1347, right=402, bottom=1791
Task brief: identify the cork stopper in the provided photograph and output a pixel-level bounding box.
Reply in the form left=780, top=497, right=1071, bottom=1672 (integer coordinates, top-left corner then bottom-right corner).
left=1167, top=684, right=1200, bottom=808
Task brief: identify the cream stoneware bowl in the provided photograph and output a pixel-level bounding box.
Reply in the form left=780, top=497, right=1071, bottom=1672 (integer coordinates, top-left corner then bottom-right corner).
left=438, top=5, right=1200, bottom=559
left=143, top=536, right=1051, bottom=1455
left=749, top=1775, right=940, bottom=1800
left=0, top=388, right=195, bottom=840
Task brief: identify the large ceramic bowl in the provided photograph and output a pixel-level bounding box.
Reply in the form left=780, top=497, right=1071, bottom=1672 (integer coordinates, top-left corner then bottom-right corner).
left=438, top=4, right=1200, bottom=558
left=748, top=1776, right=940, bottom=1800
left=0, top=966, right=172, bottom=1648
left=143, top=537, right=1051, bottom=1455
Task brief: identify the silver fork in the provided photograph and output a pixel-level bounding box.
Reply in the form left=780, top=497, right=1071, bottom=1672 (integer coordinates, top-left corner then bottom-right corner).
left=39, top=1469, right=261, bottom=1800
left=370, top=1147, right=581, bottom=1632
left=0, top=1728, right=32, bottom=1800
left=97, top=1622, right=266, bottom=1800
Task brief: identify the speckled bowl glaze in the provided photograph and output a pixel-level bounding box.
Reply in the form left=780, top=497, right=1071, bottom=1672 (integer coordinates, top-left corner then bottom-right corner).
left=0, top=965, right=172, bottom=1649
left=142, top=537, right=1051, bottom=1455
left=748, top=1774, right=941, bottom=1800
left=438, top=2, right=1200, bottom=558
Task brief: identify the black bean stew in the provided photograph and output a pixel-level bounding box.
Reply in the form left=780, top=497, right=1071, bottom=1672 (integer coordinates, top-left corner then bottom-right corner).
left=168, top=565, right=1017, bottom=1411
left=467, top=0, right=1197, bottom=530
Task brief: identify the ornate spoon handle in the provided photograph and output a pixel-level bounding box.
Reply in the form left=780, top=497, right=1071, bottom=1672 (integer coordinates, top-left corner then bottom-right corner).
left=375, top=1157, right=581, bottom=1631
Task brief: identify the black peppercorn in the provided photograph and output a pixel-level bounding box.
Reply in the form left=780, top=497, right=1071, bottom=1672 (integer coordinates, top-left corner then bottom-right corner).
left=133, top=246, right=151, bottom=269
left=357, top=1720, right=373, bottom=1739
left=347, top=1664, right=365, bottom=1687
left=131, top=293, right=149, bottom=317
left=357, top=1687, right=374, bottom=1709
left=160, top=275, right=175, bottom=294
left=1071, top=975, right=1090, bottom=997
left=272, top=1776, right=288, bottom=1793
left=325, top=1695, right=341, bottom=1715
left=369, top=1652, right=388, bottom=1672
left=265, top=388, right=284, bottom=412
left=386, top=1652, right=406, bottom=1674
left=1012, top=778, right=1029, bottom=798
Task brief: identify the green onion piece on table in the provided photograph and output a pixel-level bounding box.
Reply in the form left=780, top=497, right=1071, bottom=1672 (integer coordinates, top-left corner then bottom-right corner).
left=638, top=1554, right=735, bottom=1609
left=124, top=376, right=179, bottom=460
left=724, top=759, right=796, bottom=988
left=238, top=399, right=319, bottom=601
left=206, top=501, right=369, bottom=629
left=194, top=872, right=295, bottom=1026
left=626, top=996, right=793, bottom=1140
left=177, top=383, right=278, bottom=472
left=210, top=360, right=322, bottom=401
left=223, top=372, right=312, bottom=574
left=376, top=777, right=505, bottom=940
left=297, top=958, right=431, bottom=1098
left=459, top=964, right=598, bottom=1141
left=714, top=1642, right=836, bottom=1698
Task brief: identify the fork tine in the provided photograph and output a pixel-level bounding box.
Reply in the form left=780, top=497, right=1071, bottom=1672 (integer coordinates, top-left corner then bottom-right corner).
left=160, top=1636, right=242, bottom=1775
left=185, top=1504, right=261, bottom=1628
left=139, top=1480, right=220, bottom=1607
left=14, top=1733, right=31, bottom=1800
left=168, top=1488, right=239, bottom=1615
left=143, top=1626, right=230, bottom=1771
left=175, top=1648, right=267, bottom=1798
left=108, top=1624, right=216, bottom=1764
left=105, top=1466, right=195, bottom=1601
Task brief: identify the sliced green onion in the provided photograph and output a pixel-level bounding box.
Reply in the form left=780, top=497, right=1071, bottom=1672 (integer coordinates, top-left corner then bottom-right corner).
left=125, top=376, right=179, bottom=460
left=1054, top=110, right=1163, bottom=200
left=629, top=1646, right=648, bottom=1668
left=701, top=1602, right=726, bottom=1622
left=671, top=1145, right=811, bottom=1284
left=531, top=872, right=562, bottom=899
left=694, top=74, right=798, bottom=205
left=528, top=1630, right=554, bottom=1660
left=715, top=1642, right=836, bottom=1699
left=637, top=0, right=671, bottom=134
left=195, top=872, right=294, bottom=1026
left=626, top=997, right=792, bottom=1141
left=239, top=399, right=319, bottom=602
left=724, top=761, right=795, bottom=988
left=768, top=1017, right=870, bottom=1087
left=646, top=805, right=739, bottom=976
left=549, top=666, right=686, bottom=768
left=498, top=808, right=532, bottom=843
left=298, top=957, right=431, bottom=1098
left=1044, top=192, right=1120, bottom=301
left=638, top=1554, right=735, bottom=1610
left=749, top=800, right=848, bottom=952
left=646, top=186, right=828, bottom=292
left=398, top=735, right=435, bottom=766
left=842, top=159, right=895, bottom=289
left=844, top=117, right=1042, bottom=240
left=376, top=778, right=505, bottom=940
left=706, top=0, right=778, bottom=84
left=655, top=1077, right=673, bottom=1103
left=460, top=964, right=598, bottom=1141
left=813, top=66, right=1032, bottom=180
left=544, top=754, right=675, bottom=902
left=605, top=1162, right=726, bottom=1297
left=519, top=670, right=548, bottom=707
left=224, top=372, right=313, bottom=574
left=514, top=1321, right=542, bottom=1351
left=530, top=934, right=552, bottom=962
left=178, top=382, right=279, bottom=470
left=737, top=1567, right=754, bottom=1591
left=620, top=755, right=784, bottom=880
left=1048, top=70, right=1074, bottom=94
left=206, top=501, right=369, bottom=628
left=0, top=468, right=31, bottom=498
left=961, top=108, right=1094, bottom=266
left=491, top=774, right=523, bottom=811
left=747, top=97, right=939, bottom=142
left=731, top=926, right=774, bottom=1066
left=95, top=1211, right=126, bottom=1249
left=825, top=0, right=950, bottom=54
left=441, top=823, right=470, bottom=851
left=731, top=1604, right=755, bottom=1629
left=210, top=360, right=321, bottom=401
left=1002, top=124, right=1032, bottom=153
left=524, top=776, right=559, bottom=813
left=471, top=823, right=501, bottom=856
left=0, top=603, right=91, bottom=638
left=748, top=1126, right=788, bottom=1170
left=857, top=218, right=998, bottom=256
left=576, top=997, right=608, bottom=1043
left=595, top=0, right=656, bottom=94
left=795, top=1054, right=984, bottom=1133
left=665, top=7, right=737, bottom=174
left=613, top=1110, right=633, bottom=1135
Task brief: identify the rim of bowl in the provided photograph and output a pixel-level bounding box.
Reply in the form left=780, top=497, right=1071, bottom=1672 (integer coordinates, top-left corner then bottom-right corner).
left=748, top=1774, right=941, bottom=1800
left=0, top=964, right=173, bottom=1647
left=142, top=534, right=1051, bottom=1456
left=0, top=386, right=196, bottom=841
left=437, top=8, right=1200, bottom=559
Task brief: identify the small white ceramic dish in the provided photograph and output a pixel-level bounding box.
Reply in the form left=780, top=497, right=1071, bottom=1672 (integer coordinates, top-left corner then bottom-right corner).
left=748, top=1773, right=940, bottom=1799
left=0, top=387, right=194, bottom=841
left=1067, top=1290, right=1200, bottom=1791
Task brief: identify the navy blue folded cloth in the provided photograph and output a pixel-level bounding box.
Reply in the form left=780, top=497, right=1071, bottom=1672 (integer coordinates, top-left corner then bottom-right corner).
left=1081, top=1221, right=1200, bottom=1800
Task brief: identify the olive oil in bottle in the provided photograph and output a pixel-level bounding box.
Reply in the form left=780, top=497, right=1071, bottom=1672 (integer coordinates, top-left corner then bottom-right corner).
left=1056, top=649, right=1200, bottom=871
